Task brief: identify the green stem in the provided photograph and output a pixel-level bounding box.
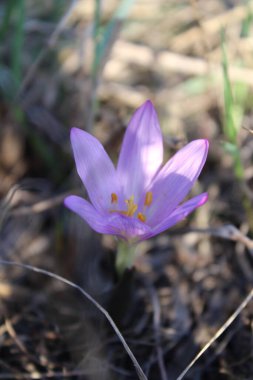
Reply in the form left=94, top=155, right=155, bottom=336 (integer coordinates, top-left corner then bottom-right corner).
left=234, top=151, right=244, bottom=181
left=116, top=240, right=136, bottom=276
left=0, top=0, right=15, bottom=40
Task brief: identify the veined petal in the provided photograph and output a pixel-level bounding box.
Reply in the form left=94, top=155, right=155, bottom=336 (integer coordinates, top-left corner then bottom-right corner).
left=147, top=139, right=209, bottom=225
left=70, top=128, right=120, bottom=212
left=64, top=195, right=151, bottom=241
left=143, top=192, right=208, bottom=239
left=117, top=100, right=163, bottom=202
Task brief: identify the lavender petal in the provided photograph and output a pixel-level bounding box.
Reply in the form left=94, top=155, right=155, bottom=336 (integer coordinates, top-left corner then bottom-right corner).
left=117, top=100, right=163, bottom=202
left=64, top=195, right=151, bottom=240
left=147, top=139, right=209, bottom=226
left=144, top=192, right=208, bottom=239
left=70, top=128, right=120, bottom=212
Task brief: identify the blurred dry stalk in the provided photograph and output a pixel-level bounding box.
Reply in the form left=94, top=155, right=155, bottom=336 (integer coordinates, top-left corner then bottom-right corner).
left=52, top=0, right=253, bottom=134
left=7, top=0, right=253, bottom=137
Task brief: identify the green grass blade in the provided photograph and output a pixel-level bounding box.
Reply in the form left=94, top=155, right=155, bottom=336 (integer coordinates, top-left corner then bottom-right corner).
left=240, top=2, right=252, bottom=38
left=11, top=0, right=25, bottom=87
left=221, top=31, right=237, bottom=143
left=0, top=0, right=16, bottom=40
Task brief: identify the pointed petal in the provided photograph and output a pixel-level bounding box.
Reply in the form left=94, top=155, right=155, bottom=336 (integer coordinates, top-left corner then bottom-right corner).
left=144, top=192, right=208, bottom=239
left=70, top=128, right=120, bottom=212
left=117, top=100, right=163, bottom=202
left=64, top=195, right=151, bottom=241
left=64, top=195, right=113, bottom=234
left=147, top=139, right=209, bottom=225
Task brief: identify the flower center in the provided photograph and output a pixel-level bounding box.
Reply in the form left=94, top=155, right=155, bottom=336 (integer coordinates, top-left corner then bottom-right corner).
left=109, top=191, right=153, bottom=222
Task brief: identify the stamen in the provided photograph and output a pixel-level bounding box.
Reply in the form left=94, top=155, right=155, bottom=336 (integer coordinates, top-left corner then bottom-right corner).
left=144, top=191, right=153, bottom=206
left=111, top=193, right=118, bottom=204
left=137, top=212, right=146, bottom=222
left=110, top=194, right=141, bottom=219
left=125, top=196, right=138, bottom=217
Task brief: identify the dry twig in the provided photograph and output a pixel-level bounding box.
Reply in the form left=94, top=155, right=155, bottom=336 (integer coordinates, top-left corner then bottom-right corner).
left=5, top=318, right=27, bottom=354
left=10, top=190, right=78, bottom=217
left=171, top=224, right=253, bottom=253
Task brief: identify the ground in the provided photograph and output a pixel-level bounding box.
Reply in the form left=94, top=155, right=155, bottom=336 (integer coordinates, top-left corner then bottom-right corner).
left=0, top=1, right=253, bottom=379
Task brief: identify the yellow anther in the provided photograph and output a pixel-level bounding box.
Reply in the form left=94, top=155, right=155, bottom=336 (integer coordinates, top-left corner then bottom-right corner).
left=111, top=193, right=118, bottom=204
left=137, top=212, right=146, bottom=222
left=125, top=196, right=138, bottom=217
left=144, top=191, right=153, bottom=206
left=110, top=194, right=145, bottom=220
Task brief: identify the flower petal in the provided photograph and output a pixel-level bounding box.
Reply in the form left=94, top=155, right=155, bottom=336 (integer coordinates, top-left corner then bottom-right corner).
left=64, top=195, right=113, bottom=234
left=107, top=214, right=152, bottom=241
left=64, top=195, right=151, bottom=241
left=117, top=100, right=163, bottom=202
left=70, top=128, right=120, bottom=212
left=144, top=192, right=208, bottom=239
left=147, top=139, right=209, bottom=225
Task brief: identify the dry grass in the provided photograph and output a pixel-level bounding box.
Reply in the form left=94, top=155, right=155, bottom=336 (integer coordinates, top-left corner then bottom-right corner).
left=0, top=1, right=253, bottom=379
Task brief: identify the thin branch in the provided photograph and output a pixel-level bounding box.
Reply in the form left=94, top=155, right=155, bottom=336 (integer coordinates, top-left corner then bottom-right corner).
left=170, top=224, right=253, bottom=253
left=10, top=190, right=79, bottom=217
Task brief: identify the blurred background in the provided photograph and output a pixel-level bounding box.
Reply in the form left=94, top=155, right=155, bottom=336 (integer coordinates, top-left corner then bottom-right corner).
left=0, top=1, right=253, bottom=379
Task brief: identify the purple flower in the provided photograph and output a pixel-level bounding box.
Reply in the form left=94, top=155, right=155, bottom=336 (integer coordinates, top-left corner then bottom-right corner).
left=65, top=100, right=209, bottom=242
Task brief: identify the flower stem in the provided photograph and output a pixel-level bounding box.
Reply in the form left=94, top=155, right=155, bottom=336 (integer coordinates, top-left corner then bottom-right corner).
left=116, top=240, right=136, bottom=276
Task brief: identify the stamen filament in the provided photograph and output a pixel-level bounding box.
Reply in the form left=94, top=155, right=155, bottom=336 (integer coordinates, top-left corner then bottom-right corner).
left=125, top=196, right=138, bottom=216
left=144, top=191, right=153, bottom=206
left=137, top=212, right=146, bottom=222
left=111, top=193, right=118, bottom=204
left=110, top=194, right=148, bottom=223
